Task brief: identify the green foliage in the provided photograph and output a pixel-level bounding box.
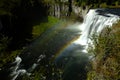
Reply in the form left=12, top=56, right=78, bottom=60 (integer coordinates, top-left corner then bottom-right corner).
left=32, top=16, right=59, bottom=38
left=0, top=35, right=22, bottom=67
left=74, top=0, right=120, bottom=8
left=0, top=35, right=10, bottom=67
left=87, top=22, right=120, bottom=80
left=0, top=35, right=10, bottom=52
left=0, top=50, right=21, bottom=67
left=100, top=3, right=107, bottom=8
left=21, top=63, right=63, bottom=80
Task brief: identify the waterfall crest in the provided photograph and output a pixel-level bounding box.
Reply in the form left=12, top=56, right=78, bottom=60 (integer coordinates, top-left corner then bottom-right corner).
left=56, top=9, right=120, bottom=62
left=74, top=9, right=120, bottom=52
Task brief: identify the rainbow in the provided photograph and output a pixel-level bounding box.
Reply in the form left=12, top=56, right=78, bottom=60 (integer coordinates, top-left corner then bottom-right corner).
left=53, top=36, right=80, bottom=60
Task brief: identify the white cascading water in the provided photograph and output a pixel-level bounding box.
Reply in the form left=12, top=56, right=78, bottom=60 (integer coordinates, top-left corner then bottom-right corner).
left=74, top=9, right=120, bottom=53
left=10, top=56, right=26, bottom=80
left=10, top=55, right=45, bottom=80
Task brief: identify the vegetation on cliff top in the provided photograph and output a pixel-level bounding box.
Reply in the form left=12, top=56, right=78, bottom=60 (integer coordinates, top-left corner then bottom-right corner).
left=87, top=21, right=120, bottom=80
left=75, top=0, right=120, bottom=8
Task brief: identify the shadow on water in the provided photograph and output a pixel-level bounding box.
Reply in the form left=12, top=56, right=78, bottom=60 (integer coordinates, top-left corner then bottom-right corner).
left=55, top=43, right=90, bottom=80
left=9, top=22, right=87, bottom=80
left=19, top=23, right=81, bottom=70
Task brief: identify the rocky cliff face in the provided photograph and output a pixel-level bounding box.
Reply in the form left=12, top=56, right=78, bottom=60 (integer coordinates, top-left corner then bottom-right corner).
left=72, top=5, right=89, bottom=18
left=48, top=0, right=69, bottom=18
left=48, top=0, right=89, bottom=19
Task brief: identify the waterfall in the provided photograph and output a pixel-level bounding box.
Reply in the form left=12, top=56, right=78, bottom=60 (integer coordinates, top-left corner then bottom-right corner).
left=56, top=9, right=120, bottom=60
left=74, top=9, right=120, bottom=53
left=56, top=9, right=120, bottom=80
